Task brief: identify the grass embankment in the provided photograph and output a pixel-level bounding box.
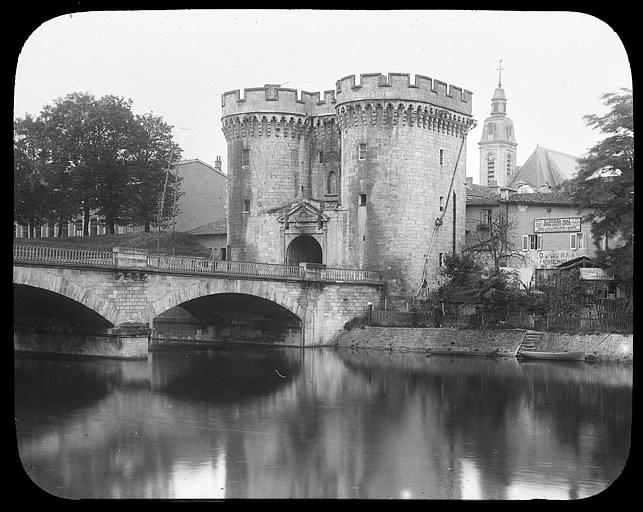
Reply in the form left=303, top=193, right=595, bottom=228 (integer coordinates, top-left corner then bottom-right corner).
left=14, top=231, right=211, bottom=257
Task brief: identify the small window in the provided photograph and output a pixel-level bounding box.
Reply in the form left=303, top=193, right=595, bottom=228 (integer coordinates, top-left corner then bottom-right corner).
left=241, top=149, right=250, bottom=167
left=480, top=209, right=492, bottom=225
left=33, top=223, right=41, bottom=239
left=221, top=247, right=226, bottom=261
left=327, top=171, right=338, bottom=195
left=523, top=234, right=542, bottom=251
left=60, top=222, right=69, bottom=237
left=439, top=253, right=445, bottom=267
left=318, top=151, right=324, bottom=163
left=359, top=193, right=366, bottom=206
left=358, top=144, right=367, bottom=160
left=439, top=149, right=445, bottom=165
left=242, top=200, right=250, bottom=213
left=506, top=153, right=512, bottom=176
left=75, top=220, right=83, bottom=236
left=571, top=233, right=586, bottom=250
left=439, top=196, right=444, bottom=212
left=90, top=218, right=98, bottom=236
left=47, top=222, right=55, bottom=237
left=14, top=224, right=22, bottom=238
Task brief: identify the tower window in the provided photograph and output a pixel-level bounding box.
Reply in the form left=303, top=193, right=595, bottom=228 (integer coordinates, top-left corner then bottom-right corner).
left=358, top=144, right=367, bottom=160
left=242, top=200, right=250, bottom=213
left=327, top=171, right=338, bottom=195
left=318, top=151, right=324, bottom=163
left=487, top=124, right=495, bottom=137
left=506, top=153, right=512, bottom=177
left=241, top=149, right=250, bottom=167
left=439, top=149, right=444, bottom=165
left=487, top=153, right=495, bottom=180
left=359, top=193, right=366, bottom=206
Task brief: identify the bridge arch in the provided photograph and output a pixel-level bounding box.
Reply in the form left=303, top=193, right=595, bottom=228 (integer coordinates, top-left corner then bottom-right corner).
left=13, top=266, right=119, bottom=326
left=148, top=278, right=306, bottom=322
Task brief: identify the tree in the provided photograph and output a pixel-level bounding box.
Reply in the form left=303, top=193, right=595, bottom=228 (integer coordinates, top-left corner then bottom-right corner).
left=14, top=93, right=183, bottom=236
left=13, top=115, right=54, bottom=235
left=464, top=211, right=525, bottom=273
left=569, top=88, right=633, bottom=295
left=126, top=113, right=182, bottom=232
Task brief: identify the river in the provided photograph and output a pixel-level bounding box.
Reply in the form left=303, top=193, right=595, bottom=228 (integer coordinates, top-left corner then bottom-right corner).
left=14, top=345, right=632, bottom=500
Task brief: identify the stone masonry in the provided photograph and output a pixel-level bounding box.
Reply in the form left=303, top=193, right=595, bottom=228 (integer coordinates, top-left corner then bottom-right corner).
left=221, top=73, right=475, bottom=300
left=13, top=262, right=382, bottom=347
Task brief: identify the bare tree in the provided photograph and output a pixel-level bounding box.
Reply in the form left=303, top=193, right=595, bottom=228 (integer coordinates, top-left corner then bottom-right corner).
left=464, top=212, right=525, bottom=272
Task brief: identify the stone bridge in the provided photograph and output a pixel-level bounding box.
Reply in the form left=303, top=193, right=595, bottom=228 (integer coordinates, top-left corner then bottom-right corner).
left=13, top=245, right=383, bottom=358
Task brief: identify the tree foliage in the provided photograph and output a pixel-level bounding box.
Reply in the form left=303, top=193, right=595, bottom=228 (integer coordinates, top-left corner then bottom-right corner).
left=569, top=88, right=633, bottom=294
left=14, top=92, right=182, bottom=235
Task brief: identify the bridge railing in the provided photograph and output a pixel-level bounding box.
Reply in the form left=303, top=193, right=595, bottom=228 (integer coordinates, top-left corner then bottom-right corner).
left=14, top=244, right=382, bottom=284
left=13, top=244, right=114, bottom=267
left=146, top=254, right=306, bottom=279
left=320, top=267, right=382, bottom=282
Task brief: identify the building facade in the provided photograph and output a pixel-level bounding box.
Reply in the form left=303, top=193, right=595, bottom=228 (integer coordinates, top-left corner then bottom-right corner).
left=221, top=73, right=475, bottom=298
left=465, top=185, right=606, bottom=288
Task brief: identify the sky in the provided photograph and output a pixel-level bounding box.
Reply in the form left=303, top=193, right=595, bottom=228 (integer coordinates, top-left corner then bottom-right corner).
left=13, top=9, right=632, bottom=183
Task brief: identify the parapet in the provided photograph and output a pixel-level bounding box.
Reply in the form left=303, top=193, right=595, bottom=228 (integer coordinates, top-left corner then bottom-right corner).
left=221, top=84, right=336, bottom=118
left=335, top=73, right=472, bottom=116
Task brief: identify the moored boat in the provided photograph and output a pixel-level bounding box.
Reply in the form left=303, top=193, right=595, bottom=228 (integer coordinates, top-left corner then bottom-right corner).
left=518, top=350, right=585, bottom=361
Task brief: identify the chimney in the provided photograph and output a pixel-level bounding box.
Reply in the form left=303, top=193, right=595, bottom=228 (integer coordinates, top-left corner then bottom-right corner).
left=488, top=179, right=498, bottom=189
left=214, top=156, right=222, bottom=172
left=466, top=176, right=473, bottom=187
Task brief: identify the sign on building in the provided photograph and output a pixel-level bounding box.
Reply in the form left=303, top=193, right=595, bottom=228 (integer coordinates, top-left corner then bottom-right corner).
left=533, top=217, right=581, bottom=233
left=580, top=268, right=614, bottom=281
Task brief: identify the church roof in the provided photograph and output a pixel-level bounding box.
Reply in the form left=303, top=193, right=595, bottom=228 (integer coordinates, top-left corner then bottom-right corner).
left=509, top=146, right=581, bottom=189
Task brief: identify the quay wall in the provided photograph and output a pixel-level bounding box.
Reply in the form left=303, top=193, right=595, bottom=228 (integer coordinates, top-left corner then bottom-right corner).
left=332, top=326, right=633, bottom=362
left=14, top=331, right=149, bottom=359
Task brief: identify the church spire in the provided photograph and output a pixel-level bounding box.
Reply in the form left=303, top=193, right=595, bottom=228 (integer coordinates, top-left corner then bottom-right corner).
left=497, top=59, right=503, bottom=87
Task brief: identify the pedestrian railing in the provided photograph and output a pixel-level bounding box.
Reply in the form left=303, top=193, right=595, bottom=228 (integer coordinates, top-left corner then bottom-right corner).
left=13, top=244, right=114, bottom=267
left=13, top=244, right=382, bottom=284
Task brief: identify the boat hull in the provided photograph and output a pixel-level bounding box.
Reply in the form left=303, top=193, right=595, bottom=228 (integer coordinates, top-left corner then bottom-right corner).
left=519, top=350, right=585, bottom=361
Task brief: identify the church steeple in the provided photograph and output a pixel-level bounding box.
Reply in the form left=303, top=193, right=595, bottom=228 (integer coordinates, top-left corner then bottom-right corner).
left=491, top=60, right=507, bottom=115
left=478, top=60, right=518, bottom=187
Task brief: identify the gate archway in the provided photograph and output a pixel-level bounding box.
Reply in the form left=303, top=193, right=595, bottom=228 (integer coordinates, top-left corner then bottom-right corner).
left=286, top=235, right=322, bottom=265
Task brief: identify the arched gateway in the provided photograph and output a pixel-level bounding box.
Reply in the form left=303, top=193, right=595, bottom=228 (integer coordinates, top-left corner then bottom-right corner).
left=286, top=234, right=323, bottom=265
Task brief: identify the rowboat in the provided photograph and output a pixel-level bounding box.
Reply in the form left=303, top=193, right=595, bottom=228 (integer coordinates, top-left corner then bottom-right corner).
left=518, top=350, right=585, bottom=361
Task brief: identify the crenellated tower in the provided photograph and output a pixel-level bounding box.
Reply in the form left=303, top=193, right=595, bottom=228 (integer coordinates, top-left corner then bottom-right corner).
left=221, top=72, right=475, bottom=299
left=335, top=73, right=474, bottom=297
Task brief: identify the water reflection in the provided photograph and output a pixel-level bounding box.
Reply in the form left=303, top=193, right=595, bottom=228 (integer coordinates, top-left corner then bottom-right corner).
left=14, top=347, right=631, bottom=499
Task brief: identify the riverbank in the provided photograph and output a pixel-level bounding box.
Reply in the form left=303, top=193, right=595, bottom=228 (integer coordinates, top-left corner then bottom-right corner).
left=332, top=326, right=633, bottom=362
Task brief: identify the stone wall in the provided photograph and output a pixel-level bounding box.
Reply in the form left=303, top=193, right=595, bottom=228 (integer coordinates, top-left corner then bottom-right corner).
left=333, top=325, right=633, bottom=362
left=14, top=331, right=148, bottom=359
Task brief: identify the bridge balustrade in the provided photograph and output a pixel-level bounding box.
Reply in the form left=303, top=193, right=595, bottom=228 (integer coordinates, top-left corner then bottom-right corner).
left=13, top=244, right=382, bottom=284
left=13, top=244, right=114, bottom=267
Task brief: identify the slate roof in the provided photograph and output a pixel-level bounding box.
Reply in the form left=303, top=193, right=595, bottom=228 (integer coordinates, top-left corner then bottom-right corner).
left=509, top=146, right=581, bottom=189
left=188, top=218, right=227, bottom=235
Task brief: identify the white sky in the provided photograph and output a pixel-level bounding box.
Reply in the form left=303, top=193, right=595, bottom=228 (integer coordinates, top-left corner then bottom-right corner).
left=13, top=9, right=632, bottom=183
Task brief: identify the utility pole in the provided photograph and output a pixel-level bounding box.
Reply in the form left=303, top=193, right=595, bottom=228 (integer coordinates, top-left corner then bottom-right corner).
left=156, top=147, right=175, bottom=256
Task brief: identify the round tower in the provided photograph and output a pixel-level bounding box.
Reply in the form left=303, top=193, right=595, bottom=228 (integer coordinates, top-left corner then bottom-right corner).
left=335, top=73, right=474, bottom=298
left=221, top=85, right=318, bottom=262
left=478, top=65, right=518, bottom=187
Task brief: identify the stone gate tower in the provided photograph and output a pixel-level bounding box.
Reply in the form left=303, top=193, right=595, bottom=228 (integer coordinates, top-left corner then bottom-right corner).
left=221, top=73, right=474, bottom=299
